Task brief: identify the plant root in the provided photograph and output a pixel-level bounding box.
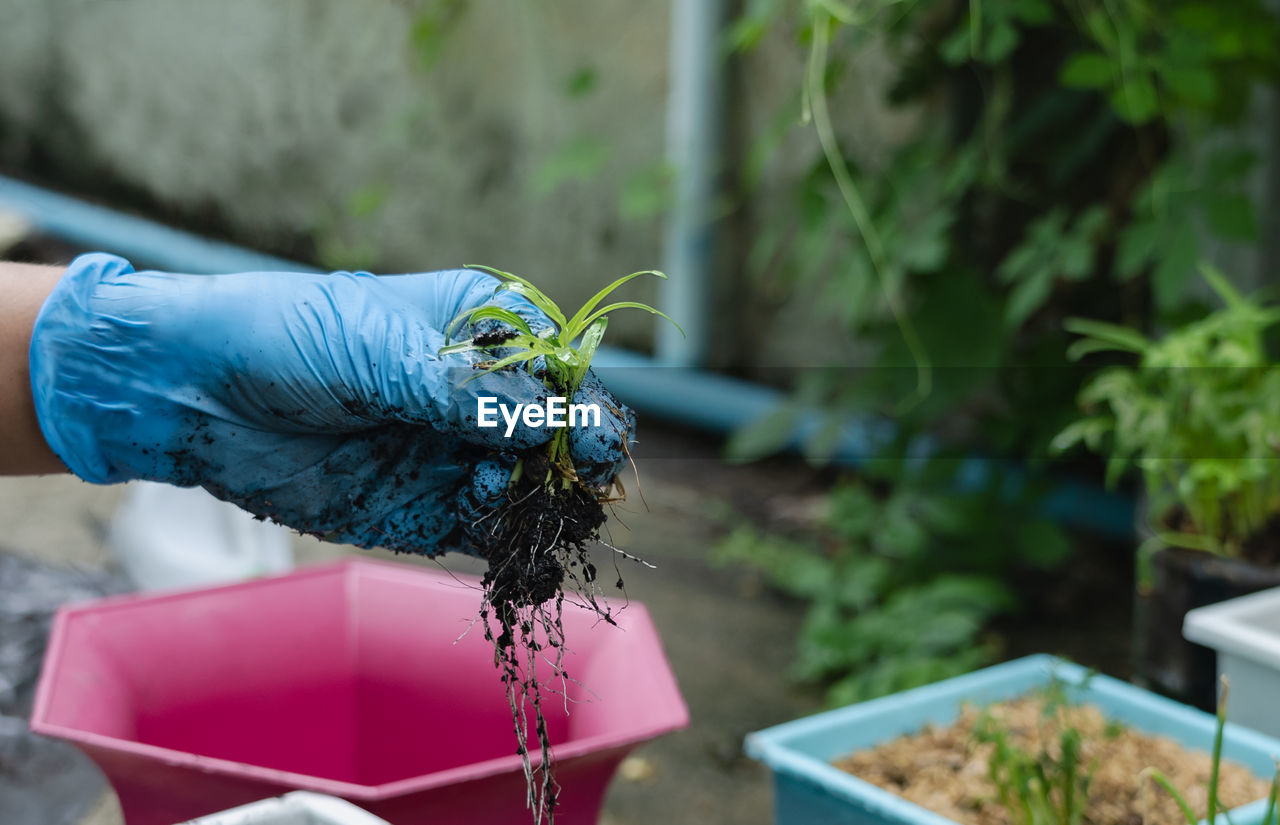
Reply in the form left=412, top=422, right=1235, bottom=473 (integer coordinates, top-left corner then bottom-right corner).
left=469, top=452, right=634, bottom=825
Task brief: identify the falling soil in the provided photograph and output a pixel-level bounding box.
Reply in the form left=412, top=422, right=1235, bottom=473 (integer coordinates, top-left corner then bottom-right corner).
left=835, top=696, right=1271, bottom=825
left=466, top=447, right=625, bottom=825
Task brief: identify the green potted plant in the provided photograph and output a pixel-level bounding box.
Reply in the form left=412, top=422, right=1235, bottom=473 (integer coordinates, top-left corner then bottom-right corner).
left=1054, top=264, right=1280, bottom=709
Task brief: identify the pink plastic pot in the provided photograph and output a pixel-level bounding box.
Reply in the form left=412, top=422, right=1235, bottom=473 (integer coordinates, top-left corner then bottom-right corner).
left=32, top=557, right=688, bottom=825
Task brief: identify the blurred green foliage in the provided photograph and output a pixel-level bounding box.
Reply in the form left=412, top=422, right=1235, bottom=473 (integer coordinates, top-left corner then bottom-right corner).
left=728, top=0, right=1278, bottom=460
left=719, top=0, right=1278, bottom=702
left=715, top=461, right=1070, bottom=704
left=1056, top=267, right=1280, bottom=560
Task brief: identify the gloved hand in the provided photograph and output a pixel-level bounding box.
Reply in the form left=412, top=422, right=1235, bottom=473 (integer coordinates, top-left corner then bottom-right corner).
left=29, top=253, right=635, bottom=556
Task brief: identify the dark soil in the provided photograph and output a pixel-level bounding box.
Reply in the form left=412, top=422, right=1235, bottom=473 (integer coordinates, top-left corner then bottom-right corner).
left=471, top=327, right=520, bottom=348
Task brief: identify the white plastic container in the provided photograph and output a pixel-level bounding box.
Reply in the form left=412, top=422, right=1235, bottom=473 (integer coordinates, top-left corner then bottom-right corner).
left=180, top=792, right=391, bottom=825
left=1183, top=586, right=1280, bottom=738
left=108, top=481, right=293, bottom=591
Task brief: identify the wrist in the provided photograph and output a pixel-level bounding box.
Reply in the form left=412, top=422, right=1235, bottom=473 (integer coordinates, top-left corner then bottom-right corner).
left=28, top=253, right=143, bottom=482
left=0, top=261, right=67, bottom=475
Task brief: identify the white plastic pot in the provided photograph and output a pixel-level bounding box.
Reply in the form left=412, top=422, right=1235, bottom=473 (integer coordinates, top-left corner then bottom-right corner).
left=108, top=481, right=293, bottom=590
left=1183, top=586, right=1280, bottom=738
left=180, top=792, right=391, bottom=825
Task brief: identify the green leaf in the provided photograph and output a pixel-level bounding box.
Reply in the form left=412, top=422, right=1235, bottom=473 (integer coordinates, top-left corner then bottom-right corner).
left=1199, top=263, right=1246, bottom=310
left=346, top=183, right=390, bottom=220
left=564, top=270, right=668, bottom=339
left=1152, top=230, right=1198, bottom=312
left=492, top=282, right=566, bottom=331
left=1066, top=337, right=1130, bottom=361
left=802, top=411, right=846, bottom=464
left=812, top=0, right=858, bottom=25
left=564, top=66, right=597, bottom=98
left=1050, top=417, right=1113, bottom=453
left=940, top=26, right=972, bottom=65
left=408, top=0, right=465, bottom=72
left=621, top=162, right=674, bottom=219
left=572, top=318, right=608, bottom=389
left=530, top=136, right=611, bottom=197
left=726, top=403, right=801, bottom=461
left=1014, top=520, right=1074, bottom=567
left=1206, top=147, right=1257, bottom=181
left=982, top=22, right=1019, bottom=63
left=1010, top=0, right=1053, bottom=25
left=1005, top=269, right=1054, bottom=330
left=1115, top=220, right=1159, bottom=280
left=447, top=306, right=534, bottom=342
left=1164, top=67, right=1217, bottom=106
left=1059, top=52, right=1112, bottom=88
left=1109, top=77, right=1158, bottom=123
left=1063, top=318, right=1150, bottom=354
left=581, top=301, right=684, bottom=339
left=467, top=265, right=567, bottom=329
left=1203, top=193, right=1258, bottom=241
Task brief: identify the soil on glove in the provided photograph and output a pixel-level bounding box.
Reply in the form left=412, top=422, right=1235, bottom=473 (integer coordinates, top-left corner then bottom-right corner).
left=479, top=457, right=609, bottom=627
left=834, top=696, right=1271, bottom=825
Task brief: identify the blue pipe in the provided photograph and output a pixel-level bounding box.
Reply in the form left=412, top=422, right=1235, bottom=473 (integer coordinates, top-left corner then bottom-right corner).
left=0, top=175, right=311, bottom=275
left=0, top=173, right=1134, bottom=538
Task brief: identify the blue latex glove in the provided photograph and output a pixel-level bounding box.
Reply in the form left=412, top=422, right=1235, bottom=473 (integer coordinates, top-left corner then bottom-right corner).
left=29, top=253, right=636, bottom=556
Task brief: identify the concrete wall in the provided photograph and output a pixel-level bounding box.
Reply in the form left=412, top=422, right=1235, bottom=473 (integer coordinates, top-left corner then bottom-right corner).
left=0, top=1, right=918, bottom=356
left=0, top=1, right=668, bottom=344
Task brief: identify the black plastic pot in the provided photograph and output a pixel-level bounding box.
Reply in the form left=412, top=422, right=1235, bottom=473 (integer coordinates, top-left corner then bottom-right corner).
left=1134, top=546, right=1280, bottom=710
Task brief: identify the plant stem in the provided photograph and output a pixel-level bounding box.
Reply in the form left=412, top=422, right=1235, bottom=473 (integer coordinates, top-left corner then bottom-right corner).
left=1139, top=768, right=1199, bottom=825
left=1209, top=677, right=1228, bottom=822
left=805, top=8, right=932, bottom=410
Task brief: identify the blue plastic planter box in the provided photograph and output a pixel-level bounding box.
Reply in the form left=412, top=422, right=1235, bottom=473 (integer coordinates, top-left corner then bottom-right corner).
left=746, top=655, right=1280, bottom=825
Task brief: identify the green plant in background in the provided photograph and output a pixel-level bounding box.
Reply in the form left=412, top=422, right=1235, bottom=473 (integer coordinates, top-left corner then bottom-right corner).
left=314, top=183, right=391, bottom=272
left=714, top=461, right=1070, bottom=704
left=729, top=0, right=1279, bottom=461
left=717, top=0, right=1279, bottom=704
left=1054, top=266, right=1280, bottom=561
left=442, top=265, right=679, bottom=487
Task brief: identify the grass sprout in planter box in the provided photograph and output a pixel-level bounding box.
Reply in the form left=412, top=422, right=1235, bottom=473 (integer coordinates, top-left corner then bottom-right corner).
left=439, top=264, right=679, bottom=824
left=746, top=656, right=1280, bottom=825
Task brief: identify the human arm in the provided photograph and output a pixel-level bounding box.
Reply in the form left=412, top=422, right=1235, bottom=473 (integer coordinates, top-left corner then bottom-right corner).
left=0, top=262, right=66, bottom=475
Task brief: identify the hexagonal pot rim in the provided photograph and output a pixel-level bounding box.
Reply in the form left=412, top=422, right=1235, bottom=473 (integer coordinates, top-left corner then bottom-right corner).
left=31, top=557, right=689, bottom=801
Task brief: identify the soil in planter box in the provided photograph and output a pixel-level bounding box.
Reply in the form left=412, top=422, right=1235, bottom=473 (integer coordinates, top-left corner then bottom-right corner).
left=834, top=696, right=1270, bottom=825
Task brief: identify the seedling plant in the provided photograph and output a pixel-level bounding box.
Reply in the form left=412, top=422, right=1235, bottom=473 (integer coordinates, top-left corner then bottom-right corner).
left=1142, top=679, right=1280, bottom=825
left=973, top=680, right=1100, bottom=825
left=974, top=676, right=1280, bottom=825
left=441, top=265, right=678, bottom=825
